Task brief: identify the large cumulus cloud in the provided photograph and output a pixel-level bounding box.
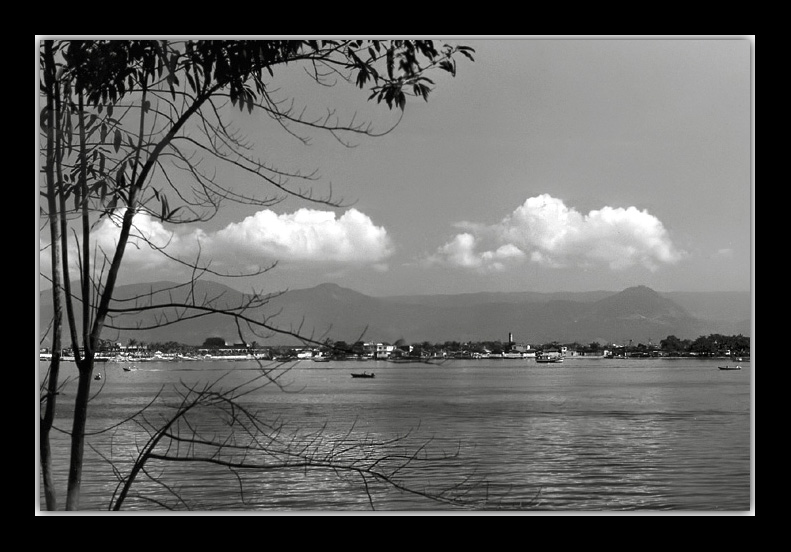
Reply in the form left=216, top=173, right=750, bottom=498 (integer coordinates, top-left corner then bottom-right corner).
left=212, top=208, right=393, bottom=263
left=428, top=194, right=685, bottom=272
left=42, top=207, right=393, bottom=279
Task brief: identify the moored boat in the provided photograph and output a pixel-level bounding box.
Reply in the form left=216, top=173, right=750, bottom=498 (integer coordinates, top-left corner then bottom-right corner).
left=718, top=365, right=741, bottom=370
left=351, top=372, right=375, bottom=378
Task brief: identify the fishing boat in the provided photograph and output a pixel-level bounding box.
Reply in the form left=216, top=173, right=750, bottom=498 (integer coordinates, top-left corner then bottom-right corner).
left=94, top=373, right=102, bottom=380
left=536, top=356, right=563, bottom=364
left=718, top=365, right=741, bottom=371
left=123, top=366, right=132, bottom=372
left=351, top=372, right=375, bottom=378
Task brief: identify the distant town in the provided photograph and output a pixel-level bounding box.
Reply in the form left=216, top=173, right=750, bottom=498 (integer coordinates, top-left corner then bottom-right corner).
left=40, top=332, right=751, bottom=363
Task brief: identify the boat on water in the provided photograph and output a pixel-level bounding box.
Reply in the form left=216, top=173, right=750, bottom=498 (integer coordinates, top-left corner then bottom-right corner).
left=351, top=372, right=375, bottom=378
left=123, top=366, right=132, bottom=372
left=536, top=356, right=563, bottom=364
left=94, top=373, right=102, bottom=380
left=719, top=365, right=742, bottom=371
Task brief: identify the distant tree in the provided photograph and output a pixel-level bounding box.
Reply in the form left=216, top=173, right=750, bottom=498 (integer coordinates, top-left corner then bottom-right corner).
left=201, top=337, right=226, bottom=349
left=352, top=341, right=367, bottom=357
left=332, top=340, right=350, bottom=357
left=729, top=334, right=751, bottom=356
left=686, top=333, right=750, bottom=357
left=146, top=340, right=192, bottom=353
left=39, top=39, right=476, bottom=511
left=443, top=341, right=461, bottom=351
left=489, top=341, right=505, bottom=355
left=660, top=335, right=687, bottom=354
left=690, top=335, right=718, bottom=356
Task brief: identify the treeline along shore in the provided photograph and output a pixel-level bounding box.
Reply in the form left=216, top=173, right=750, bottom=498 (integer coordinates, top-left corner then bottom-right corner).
left=40, top=333, right=751, bottom=362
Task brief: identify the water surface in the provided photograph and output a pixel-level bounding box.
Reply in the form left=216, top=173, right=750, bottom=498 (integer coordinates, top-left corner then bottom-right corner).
left=39, top=357, right=752, bottom=512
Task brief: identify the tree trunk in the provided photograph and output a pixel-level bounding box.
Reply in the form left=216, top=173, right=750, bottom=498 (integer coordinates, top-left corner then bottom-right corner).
left=65, top=359, right=93, bottom=510
left=40, top=357, right=59, bottom=510
left=40, top=352, right=61, bottom=510
left=40, top=39, right=61, bottom=511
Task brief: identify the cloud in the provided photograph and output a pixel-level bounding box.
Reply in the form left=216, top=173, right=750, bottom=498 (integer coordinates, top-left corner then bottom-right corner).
left=213, top=208, right=393, bottom=264
left=41, top=208, right=394, bottom=280
left=431, top=234, right=525, bottom=273
left=92, top=211, right=198, bottom=270
left=39, top=212, right=204, bottom=282
left=429, top=194, right=685, bottom=272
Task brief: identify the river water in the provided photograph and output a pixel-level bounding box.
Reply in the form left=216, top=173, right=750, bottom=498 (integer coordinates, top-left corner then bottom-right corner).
left=38, top=357, right=752, bottom=513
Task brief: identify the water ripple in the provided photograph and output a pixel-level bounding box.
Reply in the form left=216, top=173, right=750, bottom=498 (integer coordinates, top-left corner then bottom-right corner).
left=39, top=359, right=751, bottom=511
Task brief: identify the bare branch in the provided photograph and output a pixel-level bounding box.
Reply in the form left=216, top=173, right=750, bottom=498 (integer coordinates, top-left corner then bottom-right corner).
left=103, top=377, right=495, bottom=511
left=39, top=38, right=476, bottom=512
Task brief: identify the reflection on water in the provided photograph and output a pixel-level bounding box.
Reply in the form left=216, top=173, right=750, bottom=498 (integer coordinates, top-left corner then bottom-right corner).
left=39, top=358, right=751, bottom=511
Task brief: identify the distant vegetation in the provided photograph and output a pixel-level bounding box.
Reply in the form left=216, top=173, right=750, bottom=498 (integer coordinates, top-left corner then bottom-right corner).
left=70, top=333, right=750, bottom=360
left=657, top=333, right=750, bottom=357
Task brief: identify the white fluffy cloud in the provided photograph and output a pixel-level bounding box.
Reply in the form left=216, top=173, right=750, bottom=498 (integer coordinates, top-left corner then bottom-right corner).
left=44, top=208, right=394, bottom=278
left=432, top=234, right=525, bottom=273
left=40, top=212, right=203, bottom=281
left=429, top=194, right=685, bottom=272
left=213, top=208, right=393, bottom=264
left=92, top=211, right=196, bottom=270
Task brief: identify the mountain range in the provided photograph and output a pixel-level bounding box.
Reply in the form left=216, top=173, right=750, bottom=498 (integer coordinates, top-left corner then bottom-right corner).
left=38, top=281, right=751, bottom=347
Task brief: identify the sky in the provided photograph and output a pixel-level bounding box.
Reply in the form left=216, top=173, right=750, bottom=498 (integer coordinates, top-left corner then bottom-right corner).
left=40, top=38, right=754, bottom=297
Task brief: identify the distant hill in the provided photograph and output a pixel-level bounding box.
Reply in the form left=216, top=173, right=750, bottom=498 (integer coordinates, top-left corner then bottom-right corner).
left=661, top=291, right=752, bottom=336
left=39, top=281, right=751, bottom=348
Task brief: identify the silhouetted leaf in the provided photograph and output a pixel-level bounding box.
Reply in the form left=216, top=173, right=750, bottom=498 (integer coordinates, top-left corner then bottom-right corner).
left=386, top=48, right=394, bottom=79
left=439, top=59, right=456, bottom=76
left=116, top=165, right=125, bottom=188
left=39, top=107, right=50, bottom=130
left=458, top=46, right=475, bottom=61
left=356, top=66, right=368, bottom=88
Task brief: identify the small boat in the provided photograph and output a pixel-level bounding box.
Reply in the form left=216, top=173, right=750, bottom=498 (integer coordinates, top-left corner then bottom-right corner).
left=351, top=372, right=375, bottom=378
left=536, top=356, right=563, bottom=364
left=123, top=366, right=132, bottom=372
left=94, top=373, right=102, bottom=380
left=719, top=365, right=741, bottom=371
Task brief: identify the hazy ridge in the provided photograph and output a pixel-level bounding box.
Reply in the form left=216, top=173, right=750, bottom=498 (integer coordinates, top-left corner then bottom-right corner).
left=39, top=281, right=751, bottom=347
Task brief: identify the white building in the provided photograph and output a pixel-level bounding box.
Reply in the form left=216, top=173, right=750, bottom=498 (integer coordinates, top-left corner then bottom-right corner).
left=363, top=342, right=395, bottom=359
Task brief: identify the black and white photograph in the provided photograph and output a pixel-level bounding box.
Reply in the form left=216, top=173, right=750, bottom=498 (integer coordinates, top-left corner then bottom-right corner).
left=38, top=37, right=754, bottom=514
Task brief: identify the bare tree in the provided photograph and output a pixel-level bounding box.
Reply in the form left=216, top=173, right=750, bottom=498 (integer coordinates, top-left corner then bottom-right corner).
left=39, top=39, right=477, bottom=510
left=95, top=375, right=488, bottom=511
